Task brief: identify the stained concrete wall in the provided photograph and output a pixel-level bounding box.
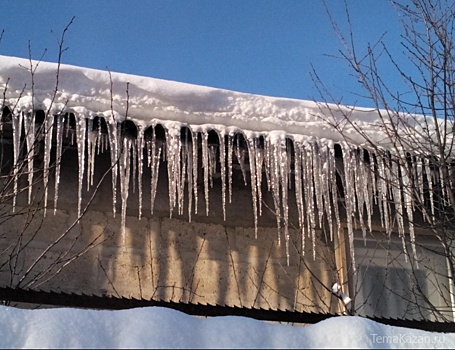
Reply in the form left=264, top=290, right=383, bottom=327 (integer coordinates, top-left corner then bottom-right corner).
left=0, top=129, right=342, bottom=314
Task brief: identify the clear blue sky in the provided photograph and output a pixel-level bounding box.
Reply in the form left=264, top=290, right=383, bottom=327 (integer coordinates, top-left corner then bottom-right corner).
left=0, top=1, right=405, bottom=108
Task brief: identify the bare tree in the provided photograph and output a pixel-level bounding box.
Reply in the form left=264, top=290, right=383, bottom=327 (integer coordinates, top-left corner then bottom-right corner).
left=313, top=0, right=455, bottom=321
left=0, top=18, right=115, bottom=303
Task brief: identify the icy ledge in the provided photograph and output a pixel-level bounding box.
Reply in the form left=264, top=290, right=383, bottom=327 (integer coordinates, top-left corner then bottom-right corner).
left=0, top=55, right=442, bottom=266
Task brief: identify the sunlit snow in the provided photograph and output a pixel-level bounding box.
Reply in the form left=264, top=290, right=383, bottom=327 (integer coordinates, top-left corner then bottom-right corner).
left=0, top=305, right=453, bottom=349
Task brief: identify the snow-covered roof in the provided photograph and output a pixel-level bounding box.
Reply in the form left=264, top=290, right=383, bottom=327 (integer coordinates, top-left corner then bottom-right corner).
left=0, top=55, right=443, bottom=267
left=0, top=55, right=426, bottom=146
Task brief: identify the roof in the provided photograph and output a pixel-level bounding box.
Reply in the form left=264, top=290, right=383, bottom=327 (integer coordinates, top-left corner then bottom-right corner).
left=0, top=54, right=450, bottom=266
left=0, top=55, right=433, bottom=147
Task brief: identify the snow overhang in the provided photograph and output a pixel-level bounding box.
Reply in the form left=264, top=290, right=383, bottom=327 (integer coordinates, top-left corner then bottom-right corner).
left=0, top=54, right=433, bottom=148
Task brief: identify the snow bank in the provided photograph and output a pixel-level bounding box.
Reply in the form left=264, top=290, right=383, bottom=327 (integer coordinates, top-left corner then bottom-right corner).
left=0, top=305, right=452, bottom=349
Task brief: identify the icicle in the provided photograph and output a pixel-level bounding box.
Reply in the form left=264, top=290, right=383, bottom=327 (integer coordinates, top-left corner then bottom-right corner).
left=185, top=128, right=194, bottom=222
left=137, top=126, right=144, bottom=220
left=107, top=118, right=119, bottom=217
left=217, top=130, right=227, bottom=221
left=263, top=136, right=272, bottom=192
left=192, top=130, right=199, bottom=214
left=415, top=157, right=425, bottom=210
left=400, top=151, right=418, bottom=265
left=391, top=161, right=405, bottom=239
left=131, top=140, right=137, bottom=195
left=208, top=144, right=217, bottom=189
left=377, top=156, right=391, bottom=235
left=148, top=127, right=162, bottom=216
left=303, top=142, right=316, bottom=260
left=235, top=134, right=248, bottom=186
left=43, top=113, right=55, bottom=217
left=312, top=140, right=325, bottom=230
left=255, top=138, right=264, bottom=217
left=268, top=137, right=282, bottom=246
left=424, top=157, right=435, bottom=222
left=278, top=138, right=290, bottom=265
left=353, top=148, right=367, bottom=240
left=23, top=111, right=35, bottom=205
left=341, top=142, right=356, bottom=272
left=75, top=115, right=86, bottom=219
left=11, top=112, right=23, bottom=212
left=152, top=144, right=162, bottom=213
left=439, top=160, right=447, bottom=207
left=370, top=151, right=378, bottom=206
left=362, top=149, right=374, bottom=233
left=227, top=133, right=234, bottom=204
left=178, top=134, right=188, bottom=216
left=287, top=139, right=292, bottom=191
left=329, top=143, right=342, bottom=238
left=415, top=157, right=431, bottom=223
left=201, top=130, right=210, bottom=216
left=119, top=137, right=133, bottom=251
left=86, top=119, right=97, bottom=191
left=389, top=156, right=409, bottom=261
left=247, top=136, right=259, bottom=238
left=53, top=114, right=65, bottom=214
left=64, top=115, right=70, bottom=138
left=320, top=141, right=334, bottom=242
left=293, top=142, right=306, bottom=254
left=96, top=120, right=103, bottom=155
left=165, top=125, right=181, bottom=218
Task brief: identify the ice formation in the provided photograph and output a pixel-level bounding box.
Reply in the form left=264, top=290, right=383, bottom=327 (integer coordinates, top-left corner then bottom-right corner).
left=0, top=55, right=448, bottom=267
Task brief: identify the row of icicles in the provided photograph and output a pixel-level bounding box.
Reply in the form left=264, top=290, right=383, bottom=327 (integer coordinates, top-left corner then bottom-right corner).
left=5, top=110, right=443, bottom=267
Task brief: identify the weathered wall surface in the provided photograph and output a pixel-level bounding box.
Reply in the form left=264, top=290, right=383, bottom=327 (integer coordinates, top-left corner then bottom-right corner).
left=0, top=134, right=341, bottom=314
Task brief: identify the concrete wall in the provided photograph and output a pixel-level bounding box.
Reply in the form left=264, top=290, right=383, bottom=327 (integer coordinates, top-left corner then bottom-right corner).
left=0, top=130, right=341, bottom=314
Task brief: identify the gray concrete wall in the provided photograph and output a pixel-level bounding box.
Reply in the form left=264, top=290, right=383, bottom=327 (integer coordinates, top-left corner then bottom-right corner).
left=0, top=132, right=342, bottom=314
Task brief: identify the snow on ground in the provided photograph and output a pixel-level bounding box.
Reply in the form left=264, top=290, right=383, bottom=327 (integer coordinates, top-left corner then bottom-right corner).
left=0, top=305, right=453, bottom=349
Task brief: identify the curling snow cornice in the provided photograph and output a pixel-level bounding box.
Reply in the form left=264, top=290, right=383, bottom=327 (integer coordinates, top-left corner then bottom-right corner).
left=0, top=54, right=433, bottom=148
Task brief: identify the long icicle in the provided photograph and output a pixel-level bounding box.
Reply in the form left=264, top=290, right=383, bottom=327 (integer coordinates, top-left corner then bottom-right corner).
left=107, top=117, right=119, bottom=217
left=341, top=142, right=356, bottom=273
left=43, top=113, right=55, bottom=217
left=137, top=126, right=144, bottom=220
left=192, top=130, right=199, bottom=215
left=119, top=136, right=132, bottom=251
left=278, top=137, right=290, bottom=265
left=11, top=112, right=23, bottom=212
left=227, top=133, right=234, bottom=204
left=293, top=141, right=306, bottom=255
left=75, top=114, right=86, bottom=220
left=217, top=130, right=227, bottom=221
left=54, top=114, right=65, bottom=214
left=202, top=130, right=210, bottom=216
left=247, top=136, right=259, bottom=238
left=23, top=111, right=35, bottom=205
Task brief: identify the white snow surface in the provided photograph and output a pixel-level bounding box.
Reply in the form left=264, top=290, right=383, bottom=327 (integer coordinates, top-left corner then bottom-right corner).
left=0, top=305, right=453, bottom=349
left=0, top=54, right=428, bottom=146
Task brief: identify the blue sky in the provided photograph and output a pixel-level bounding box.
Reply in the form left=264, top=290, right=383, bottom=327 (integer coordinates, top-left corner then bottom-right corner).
left=0, top=1, right=405, bottom=107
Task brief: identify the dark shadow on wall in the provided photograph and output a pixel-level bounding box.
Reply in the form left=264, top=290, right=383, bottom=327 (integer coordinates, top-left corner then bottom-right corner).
left=0, top=112, right=347, bottom=316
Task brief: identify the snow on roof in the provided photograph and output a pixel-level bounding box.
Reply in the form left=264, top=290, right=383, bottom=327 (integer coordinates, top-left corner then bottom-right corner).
left=0, top=55, right=441, bottom=267
left=0, top=54, right=419, bottom=146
